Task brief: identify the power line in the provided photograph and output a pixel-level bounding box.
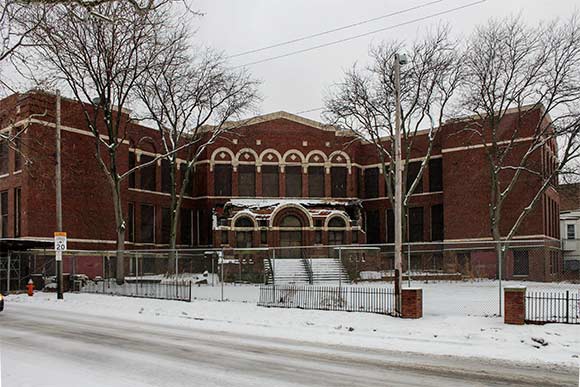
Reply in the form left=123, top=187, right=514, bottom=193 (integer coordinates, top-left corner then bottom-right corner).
left=235, top=0, right=486, bottom=69
left=229, top=0, right=446, bottom=59
left=294, top=107, right=325, bottom=115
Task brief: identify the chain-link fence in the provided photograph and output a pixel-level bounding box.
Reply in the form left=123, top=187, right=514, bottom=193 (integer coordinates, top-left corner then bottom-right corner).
left=2, top=239, right=578, bottom=317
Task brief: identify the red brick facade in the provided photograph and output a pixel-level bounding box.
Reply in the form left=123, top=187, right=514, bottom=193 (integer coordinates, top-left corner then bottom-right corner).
left=0, top=91, right=562, bottom=281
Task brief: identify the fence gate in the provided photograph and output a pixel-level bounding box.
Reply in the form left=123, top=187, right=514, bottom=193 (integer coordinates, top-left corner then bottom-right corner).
left=526, top=290, right=580, bottom=324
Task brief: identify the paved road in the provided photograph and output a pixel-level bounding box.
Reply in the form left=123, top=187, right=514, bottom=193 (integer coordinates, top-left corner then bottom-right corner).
left=0, top=304, right=577, bottom=387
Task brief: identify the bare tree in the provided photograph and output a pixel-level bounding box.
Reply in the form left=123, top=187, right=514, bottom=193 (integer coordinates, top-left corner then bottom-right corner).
left=324, top=25, right=462, bottom=237
left=458, top=15, right=580, bottom=272
left=135, top=24, right=259, bottom=273
left=25, top=1, right=176, bottom=283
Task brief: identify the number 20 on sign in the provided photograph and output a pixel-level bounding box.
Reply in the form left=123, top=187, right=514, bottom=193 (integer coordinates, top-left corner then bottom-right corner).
left=54, top=232, right=67, bottom=261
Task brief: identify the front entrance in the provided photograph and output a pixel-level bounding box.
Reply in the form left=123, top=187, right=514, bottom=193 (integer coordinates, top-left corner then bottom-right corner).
left=279, top=215, right=303, bottom=258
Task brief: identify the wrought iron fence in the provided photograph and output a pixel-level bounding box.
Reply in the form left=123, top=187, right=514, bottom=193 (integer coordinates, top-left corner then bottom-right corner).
left=525, top=290, right=579, bottom=324
left=81, top=280, right=192, bottom=302
left=257, top=284, right=394, bottom=315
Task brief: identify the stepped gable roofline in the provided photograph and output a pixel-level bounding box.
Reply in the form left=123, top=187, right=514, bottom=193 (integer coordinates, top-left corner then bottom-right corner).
left=199, top=111, right=354, bottom=136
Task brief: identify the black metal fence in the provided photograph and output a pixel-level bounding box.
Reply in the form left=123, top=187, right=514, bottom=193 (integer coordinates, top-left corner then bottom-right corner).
left=525, top=290, right=579, bottom=324
left=81, top=280, right=192, bottom=302
left=258, top=284, right=394, bottom=315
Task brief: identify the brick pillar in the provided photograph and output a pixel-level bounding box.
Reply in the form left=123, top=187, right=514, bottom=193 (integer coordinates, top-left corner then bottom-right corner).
left=401, top=288, right=423, bottom=318
left=504, top=286, right=526, bottom=325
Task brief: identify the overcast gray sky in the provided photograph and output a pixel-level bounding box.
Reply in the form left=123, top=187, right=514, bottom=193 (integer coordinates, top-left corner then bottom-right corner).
left=192, top=0, right=578, bottom=121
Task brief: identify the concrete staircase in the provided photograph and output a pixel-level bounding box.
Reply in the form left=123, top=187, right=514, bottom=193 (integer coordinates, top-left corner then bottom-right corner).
left=265, top=258, right=349, bottom=284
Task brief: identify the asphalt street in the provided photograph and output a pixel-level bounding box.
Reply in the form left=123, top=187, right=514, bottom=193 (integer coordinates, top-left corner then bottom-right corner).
left=0, top=303, right=577, bottom=386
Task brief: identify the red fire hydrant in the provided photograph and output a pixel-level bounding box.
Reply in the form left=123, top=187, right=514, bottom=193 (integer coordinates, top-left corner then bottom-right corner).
left=27, top=279, right=35, bottom=297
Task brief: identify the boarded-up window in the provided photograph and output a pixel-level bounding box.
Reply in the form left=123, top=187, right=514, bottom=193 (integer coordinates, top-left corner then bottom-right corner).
left=331, top=167, right=347, bottom=198
left=14, top=137, right=21, bottom=171
left=0, top=140, right=8, bottom=175
left=238, top=165, right=256, bottom=196
left=431, top=204, right=444, bottom=241
left=408, top=207, right=424, bottom=242
left=128, top=152, right=136, bottom=188
left=429, top=158, right=443, bottom=192
left=180, top=208, right=192, bottom=246
left=180, top=167, right=193, bottom=197
left=14, top=187, right=20, bottom=237
left=214, top=164, right=232, bottom=196
left=140, top=204, right=155, bottom=243
left=308, top=166, right=324, bottom=197
left=161, top=159, right=171, bottom=193
left=0, top=191, right=7, bottom=238
left=127, top=203, right=135, bottom=242
left=364, top=168, right=379, bottom=198
left=406, top=161, right=423, bottom=194
left=161, top=207, right=171, bottom=244
left=386, top=209, right=394, bottom=243
left=366, top=209, right=380, bottom=244
left=285, top=166, right=302, bottom=197
left=262, top=165, right=279, bottom=197
left=140, top=155, right=156, bottom=191
left=513, top=250, right=529, bottom=276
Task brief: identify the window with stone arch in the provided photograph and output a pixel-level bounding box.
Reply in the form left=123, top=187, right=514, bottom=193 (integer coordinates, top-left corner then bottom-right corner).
left=328, top=216, right=346, bottom=245
left=235, top=216, right=254, bottom=248
left=280, top=214, right=302, bottom=228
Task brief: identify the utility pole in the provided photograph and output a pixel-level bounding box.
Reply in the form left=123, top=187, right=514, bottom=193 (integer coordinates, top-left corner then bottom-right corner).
left=56, top=90, right=64, bottom=300
left=393, top=53, right=407, bottom=316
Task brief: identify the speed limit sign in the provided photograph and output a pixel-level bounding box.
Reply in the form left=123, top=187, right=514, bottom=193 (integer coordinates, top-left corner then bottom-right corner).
left=54, top=232, right=67, bottom=261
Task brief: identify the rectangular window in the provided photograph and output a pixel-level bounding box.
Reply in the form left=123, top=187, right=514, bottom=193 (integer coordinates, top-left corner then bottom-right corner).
left=0, top=140, right=8, bottom=175
left=308, top=166, right=324, bottom=197
left=14, top=188, right=20, bottom=237
left=315, top=230, right=322, bottom=244
left=331, top=167, right=347, bottom=198
left=127, top=203, right=135, bottom=242
left=285, top=166, right=302, bottom=197
left=221, top=230, right=229, bottom=245
left=260, top=230, right=267, bottom=245
left=386, top=209, right=394, bottom=243
left=214, top=164, right=232, bottom=196
left=429, top=158, right=443, bottom=192
left=180, top=208, right=192, bottom=246
left=567, top=224, right=575, bottom=240
left=140, top=155, right=157, bottom=191
left=406, top=161, right=423, bottom=194
left=431, top=204, right=444, bottom=241
left=0, top=191, right=7, bottom=237
left=161, top=207, right=171, bottom=244
left=513, top=250, right=529, bottom=276
left=262, top=165, right=279, bottom=197
left=408, top=207, right=424, bottom=242
left=161, top=159, right=171, bottom=194
left=364, top=168, right=379, bottom=198
left=14, top=137, right=21, bottom=171
left=238, top=165, right=256, bottom=196
left=180, top=167, right=193, bottom=197
left=140, top=204, right=155, bottom=243
left=356, top=168, right=363, bottom=199
left=128, top=152, right=136, bottom=188
left=366, top=210, right=380, bottom=244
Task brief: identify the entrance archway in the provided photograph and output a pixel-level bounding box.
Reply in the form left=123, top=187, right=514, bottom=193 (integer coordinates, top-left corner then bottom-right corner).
left=279, top=215, right=303, bottom=258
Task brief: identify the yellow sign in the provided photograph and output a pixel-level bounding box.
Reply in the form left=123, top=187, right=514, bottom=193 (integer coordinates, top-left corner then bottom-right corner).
left=54, top=232, right=67, bottom=237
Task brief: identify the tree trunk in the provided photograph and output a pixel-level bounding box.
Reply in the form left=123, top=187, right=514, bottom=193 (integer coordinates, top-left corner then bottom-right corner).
left=111, top=179, right=125, bottom=285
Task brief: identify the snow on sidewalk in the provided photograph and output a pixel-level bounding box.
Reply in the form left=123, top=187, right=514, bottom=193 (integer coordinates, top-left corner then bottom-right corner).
left=5, top=289, right=579, bottom=368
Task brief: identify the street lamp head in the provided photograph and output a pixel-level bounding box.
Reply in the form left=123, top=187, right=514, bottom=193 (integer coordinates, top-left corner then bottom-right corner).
left=398, top=53, right=408, bottom=66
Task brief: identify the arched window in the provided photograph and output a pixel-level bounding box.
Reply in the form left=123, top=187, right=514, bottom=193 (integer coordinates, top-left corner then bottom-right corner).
left=328, top=216, right=346, bottom=245
left=235, top=217, right=254, bottom=228
left=280, top=215, right=302, bottom=228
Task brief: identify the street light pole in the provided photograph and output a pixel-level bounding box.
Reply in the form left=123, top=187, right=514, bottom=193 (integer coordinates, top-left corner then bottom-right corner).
left=393, top=53, right=406, bottom=316
left=55, top=90, right=64, bottom=300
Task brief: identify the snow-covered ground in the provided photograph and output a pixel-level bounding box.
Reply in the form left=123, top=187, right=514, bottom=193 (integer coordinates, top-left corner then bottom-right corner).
left=3, top=279, right=579, bottom=368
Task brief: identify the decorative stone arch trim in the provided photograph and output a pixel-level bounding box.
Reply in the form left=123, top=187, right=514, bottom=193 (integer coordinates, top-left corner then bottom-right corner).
left=235, top=148, right=259, bottom=165
left=328, top=150, right=352, bottom=174
left=231, top=211, right=259, bottom=230
left=270, top=203, right=313, bottom=228
left=306, top=150, right=328, bottom=164
left=210, top=147, right=235, bottom=171
left=324, top=212, right=351, bottom=230
left=259, top=148, right=283, bottom=164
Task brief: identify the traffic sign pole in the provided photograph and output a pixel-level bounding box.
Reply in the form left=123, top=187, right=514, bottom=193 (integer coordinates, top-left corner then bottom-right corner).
left=54, top=231, right=67, bottom=300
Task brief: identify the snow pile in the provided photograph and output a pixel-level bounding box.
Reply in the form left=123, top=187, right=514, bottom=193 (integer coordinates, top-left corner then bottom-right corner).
left=6, top=284, right=580, bottom=367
